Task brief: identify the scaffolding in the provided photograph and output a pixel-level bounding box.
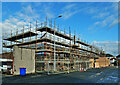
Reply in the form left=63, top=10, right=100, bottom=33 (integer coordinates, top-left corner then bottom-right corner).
left=2, top=17, right=104, bottom=74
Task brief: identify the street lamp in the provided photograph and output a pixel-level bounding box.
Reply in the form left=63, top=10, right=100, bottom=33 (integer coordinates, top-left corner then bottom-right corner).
left=53, top=15, right=62, bottom=72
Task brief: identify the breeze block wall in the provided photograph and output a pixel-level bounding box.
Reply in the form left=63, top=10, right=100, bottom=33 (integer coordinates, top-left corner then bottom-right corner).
left=13, top=46, right=35, bottom=75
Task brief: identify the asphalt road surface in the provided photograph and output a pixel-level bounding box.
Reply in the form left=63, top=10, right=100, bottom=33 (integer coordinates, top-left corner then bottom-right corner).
left=2, top=66, right=119, bottom=84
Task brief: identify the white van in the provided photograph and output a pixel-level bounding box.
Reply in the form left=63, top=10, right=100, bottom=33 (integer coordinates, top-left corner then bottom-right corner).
left=0, top=59, right=13, bottom=74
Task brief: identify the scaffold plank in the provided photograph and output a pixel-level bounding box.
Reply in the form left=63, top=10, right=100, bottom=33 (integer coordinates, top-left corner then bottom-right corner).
left=4, top=31, right=38, bottom=41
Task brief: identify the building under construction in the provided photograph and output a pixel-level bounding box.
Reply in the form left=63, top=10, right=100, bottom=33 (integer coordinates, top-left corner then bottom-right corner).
left=2, top=17, right=108, bottom=75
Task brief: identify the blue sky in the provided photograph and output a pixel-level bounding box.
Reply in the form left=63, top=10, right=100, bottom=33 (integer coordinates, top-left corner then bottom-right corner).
left=1, top=2, right=119, bottom=56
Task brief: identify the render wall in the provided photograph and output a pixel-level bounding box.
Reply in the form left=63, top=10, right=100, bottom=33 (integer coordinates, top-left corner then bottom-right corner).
left=13, top=46, right=35, bottom=75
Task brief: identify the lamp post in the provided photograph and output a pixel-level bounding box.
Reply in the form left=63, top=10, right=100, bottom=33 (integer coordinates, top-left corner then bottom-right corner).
left=53, top=15, right=62, bottom=72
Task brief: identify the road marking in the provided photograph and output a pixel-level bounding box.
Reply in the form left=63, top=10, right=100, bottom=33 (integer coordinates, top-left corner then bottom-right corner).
left=90, top=75, right=94, bottom=78
left=31, top=75, right=41, bottom=78
left=96, top=73, right=100, bottom=75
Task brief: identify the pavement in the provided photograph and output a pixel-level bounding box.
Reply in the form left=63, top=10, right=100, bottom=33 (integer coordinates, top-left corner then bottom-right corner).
left=1, top=66, right=119, bottom=84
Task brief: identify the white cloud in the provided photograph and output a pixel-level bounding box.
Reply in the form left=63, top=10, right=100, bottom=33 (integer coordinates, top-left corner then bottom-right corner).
left=87, top=3, right=118, bottom=30
left=101, top=15, right=115, bottom=27
left=63, top=9, right=80, bottom=19
left=44, top=7, right=54, bottom=19
left=62, top=4, right=81, bottom=19
left=93, top=41, right=119, bottom=56
left=23, top=5, right=33, bottom=14
left=94, top=21, right=100, bottom=25
left=88, top=7, right=97, bottom=14
left=89, top=13, right=118, bottom=31
left=93, top=12, right=109, bottom=19
left=1, top=4, right=42, bottom=38
left=109, top=19, right=118, bottom=29
left=62, top=4, right=76, bottom=10
left=93, top=41, right=119, bottom=44
left=60, top=3, right=118, bottom=30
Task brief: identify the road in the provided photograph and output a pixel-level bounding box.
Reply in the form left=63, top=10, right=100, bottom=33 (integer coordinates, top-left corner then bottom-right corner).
left=2, top=66, right=119, bottom=84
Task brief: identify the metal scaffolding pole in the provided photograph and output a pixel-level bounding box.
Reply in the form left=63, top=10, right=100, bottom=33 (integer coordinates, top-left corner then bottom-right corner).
left=53, top=20, right=56, bottom=72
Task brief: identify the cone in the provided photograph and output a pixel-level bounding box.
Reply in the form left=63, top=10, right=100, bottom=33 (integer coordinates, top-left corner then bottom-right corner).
left=80, top=67, right=82, bottom=71
left=82, top=67, right=83, bottom=71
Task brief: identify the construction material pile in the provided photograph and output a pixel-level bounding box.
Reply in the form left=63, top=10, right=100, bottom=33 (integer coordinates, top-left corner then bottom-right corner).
left=95, top=57, right=110, bottom=68
left=89, top=59, right=94, bottom=68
